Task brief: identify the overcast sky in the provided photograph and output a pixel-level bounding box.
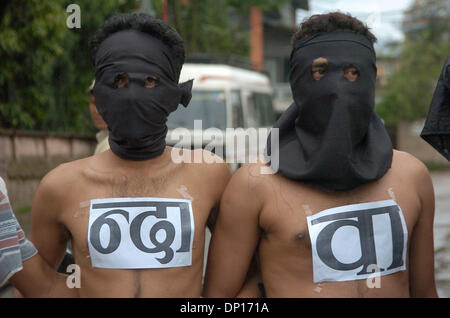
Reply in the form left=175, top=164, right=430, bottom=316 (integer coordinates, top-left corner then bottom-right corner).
left=296, top=0, right=415, bottom=48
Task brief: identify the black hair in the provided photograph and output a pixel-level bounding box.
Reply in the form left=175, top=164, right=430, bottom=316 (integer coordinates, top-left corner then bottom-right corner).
left=292, top=11, right=377, bottom=45
left=90, top=13, right=185, bottom=74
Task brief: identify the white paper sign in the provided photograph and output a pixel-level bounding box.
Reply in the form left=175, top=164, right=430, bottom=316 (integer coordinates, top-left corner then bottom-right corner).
left=306, top=200, right=408, bottom=283
left=87, top=197, right=195, bottom=269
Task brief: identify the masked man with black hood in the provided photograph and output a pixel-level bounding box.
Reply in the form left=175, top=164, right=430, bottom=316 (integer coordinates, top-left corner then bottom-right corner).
left=7, top=13, right=232, bottom=297
left=204, top=12, right=438, bottom=298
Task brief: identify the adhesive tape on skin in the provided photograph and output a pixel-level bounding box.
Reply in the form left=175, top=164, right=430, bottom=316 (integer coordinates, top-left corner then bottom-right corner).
left=302, top=204, right=312, bottom=216
left=387, top=188, right=396, bottom=202
left=176, top=185, right=194, bottom=202
left=74, top=201, right=91, bottom=218
left=80, top=201, right=90, bottom=208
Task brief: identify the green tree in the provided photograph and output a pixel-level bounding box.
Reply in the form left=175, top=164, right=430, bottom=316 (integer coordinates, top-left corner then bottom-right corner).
left=227, top=0, right=290, bottom=11
left=0, top=0, right=290, bottom=133
left=48, top=0, right=136, bottom=133
left=0, top=0, right=66, bottom=129
left=376, top=0, right=450, bottom=125
left=161, top=0, right=289, bottom=59
left=0, top=0, right=136, bottom=133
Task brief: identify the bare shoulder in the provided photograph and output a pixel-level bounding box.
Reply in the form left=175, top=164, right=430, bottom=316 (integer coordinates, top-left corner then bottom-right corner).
left=218, top=162, right=271, bottom=219
left=392, top=150, right=434, bottom=204
left=228, top=162, right=275, bottom=197
left=392, top=150, right=430, bottom=180
left=37, top=156, right=93, bottom=198
left=177, top=148, right=230, bottom=177
left=30, top=156, right=92, bottom=222
left=172, top=148, right=231, bottom=196
left=197, top=149, right=230, bottom=178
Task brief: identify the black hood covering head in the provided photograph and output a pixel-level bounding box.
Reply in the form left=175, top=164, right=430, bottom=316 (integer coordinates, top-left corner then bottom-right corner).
left=93, top=29, right=193, bottom=161
left=420, top=53, right=450, bottom=161
left=266, top=31, right=393, bottom=192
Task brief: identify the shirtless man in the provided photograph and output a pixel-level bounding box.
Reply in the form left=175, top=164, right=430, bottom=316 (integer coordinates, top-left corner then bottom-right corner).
left=8, top=13, right=231, bottom=297
left=203, top=12, right=438, bottom=298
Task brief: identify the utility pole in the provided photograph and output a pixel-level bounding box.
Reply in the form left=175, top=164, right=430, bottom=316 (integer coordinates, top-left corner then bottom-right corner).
left=250, top=6, right=264, bottom=72
left=162, top=0, right=169, bottom=22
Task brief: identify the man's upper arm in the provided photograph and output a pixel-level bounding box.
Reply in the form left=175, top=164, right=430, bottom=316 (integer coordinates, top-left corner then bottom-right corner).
left=31, top=167, right=69, bottom=269
left=203, top=164, right=263, bottom=297
left=408, top=161, right=438, bottom=297
left=203, top=154, right=232, bottom=232
left=6, top=168, right=75, bottom=297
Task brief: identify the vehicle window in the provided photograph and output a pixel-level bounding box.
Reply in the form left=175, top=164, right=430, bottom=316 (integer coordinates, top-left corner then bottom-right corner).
left=231, top=90, right=244, bottom=128
left=248, top=93, right=276, bottom=127
left=246, top=94, right=258, bottom=128
left=167, top=90, right=227, bottom=130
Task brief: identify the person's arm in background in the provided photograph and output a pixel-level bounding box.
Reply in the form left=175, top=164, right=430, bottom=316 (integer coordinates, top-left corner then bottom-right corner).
left=9, top=254, right=75, bottom=297
left=204, top=151, right=232, bottom=234
left=1, top=176, right=75, bottom=297
left=203, top=164, right=263, bottom=297
left=408, top=160, right=438, bottom=297
left=29, top=167, right=70, bottom=270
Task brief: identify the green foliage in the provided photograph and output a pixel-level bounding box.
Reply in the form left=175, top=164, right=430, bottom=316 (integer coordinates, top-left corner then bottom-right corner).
left=47, top=0, right=136, bottom=133
left=165, top=0, right=291, bottom=57
left=0, top=0, right=136, bottom=133
left=376, top=0, right=450, bottom=125
left=0, top=0, right=290, bottom=133
left=377, top=33, right=449, bottom=124
left=166, top=0, right=249, bottom=58
left=424, top=161, right=450, bottom=171
left=226, top=0, right=290, bottom=11
left=0, top=0, right=66, bottom=129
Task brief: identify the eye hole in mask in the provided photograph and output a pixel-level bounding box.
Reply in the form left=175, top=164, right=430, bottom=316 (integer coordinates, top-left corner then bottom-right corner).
left=145, top=76, right=159, bottom=89
left=113, top=73, right=160, bottom=89
left=343, top=65, right=359, bottom=82
left=311, top=57, right=329, bottom=81
left=311, top=58, right=360, bottom=82
left=114, top=72, right=129, bottom=88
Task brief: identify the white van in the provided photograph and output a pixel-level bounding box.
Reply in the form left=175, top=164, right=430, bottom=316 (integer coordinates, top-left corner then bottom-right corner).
left=166, top=63, right=276, bottom=169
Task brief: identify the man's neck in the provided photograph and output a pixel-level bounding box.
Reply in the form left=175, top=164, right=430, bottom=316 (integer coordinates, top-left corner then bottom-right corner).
left=102, top=147, right=173, bottom=172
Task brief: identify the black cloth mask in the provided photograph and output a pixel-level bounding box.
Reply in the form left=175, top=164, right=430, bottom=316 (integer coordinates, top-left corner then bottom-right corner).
left=420, top=53, right=450, bottom=161
left=93, top=29, right=193, bottom=161
left=266, top=31, right=393, bottom=191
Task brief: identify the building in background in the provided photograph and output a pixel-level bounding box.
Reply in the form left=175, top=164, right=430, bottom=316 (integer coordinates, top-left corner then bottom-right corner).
left=139, top=0, right=308, bottom=116
left=258, top=0, right=309, bottom=115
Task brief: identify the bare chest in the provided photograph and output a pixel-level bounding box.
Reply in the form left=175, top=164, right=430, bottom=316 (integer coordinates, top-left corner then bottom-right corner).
left=58, top=171, right=212, bottom=270
left=259, top=175, right=421, bottom=258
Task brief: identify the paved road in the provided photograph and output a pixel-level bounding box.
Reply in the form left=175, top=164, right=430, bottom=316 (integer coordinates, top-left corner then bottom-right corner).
left=431, top=171, right=450, bottom=298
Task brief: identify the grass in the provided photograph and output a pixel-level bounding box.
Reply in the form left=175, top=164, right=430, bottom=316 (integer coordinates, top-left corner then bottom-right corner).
left=14, top=205, right=31, bottom=215
left=424, top=161, right=450, bottom=171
